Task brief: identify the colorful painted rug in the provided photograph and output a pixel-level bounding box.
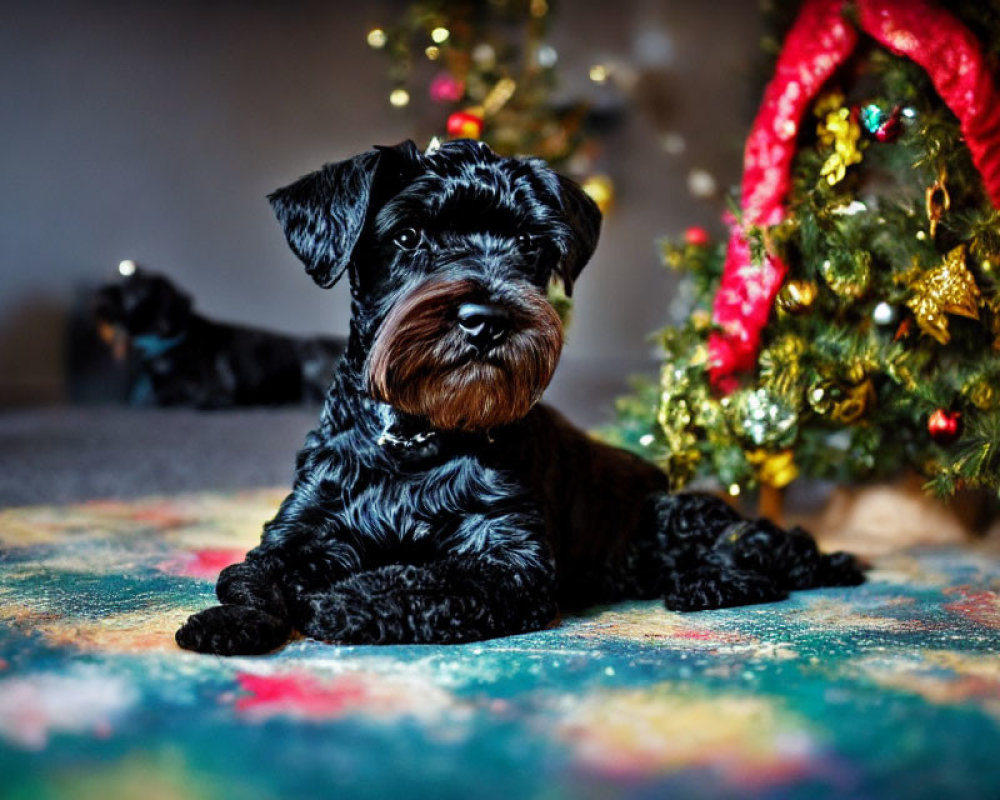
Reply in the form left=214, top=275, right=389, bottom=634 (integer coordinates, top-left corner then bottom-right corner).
left=1, top=490, right=999, bottom=799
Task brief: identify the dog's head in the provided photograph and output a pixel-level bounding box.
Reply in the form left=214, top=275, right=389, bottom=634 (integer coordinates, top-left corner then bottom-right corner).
left=268, top=139, right=601, bottom=431
left=93, top=270, right=193, bottom=361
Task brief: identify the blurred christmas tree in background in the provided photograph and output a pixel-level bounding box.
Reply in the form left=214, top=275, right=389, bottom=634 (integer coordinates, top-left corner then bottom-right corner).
left=364, top=0, right=621, bottom=214
left=610, top=0, right=1000, bottom=511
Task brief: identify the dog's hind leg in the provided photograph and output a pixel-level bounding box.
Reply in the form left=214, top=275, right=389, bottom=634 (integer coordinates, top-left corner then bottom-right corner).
left=643, top=492, right=864, bottom=612
left=175, top=559, right=292, bottom=655
left=298, top=557, right=557, bottom=645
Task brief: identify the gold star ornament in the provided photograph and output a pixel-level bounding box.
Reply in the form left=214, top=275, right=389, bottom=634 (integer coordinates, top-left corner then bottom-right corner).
left=904, top=245, right=981, bottom=345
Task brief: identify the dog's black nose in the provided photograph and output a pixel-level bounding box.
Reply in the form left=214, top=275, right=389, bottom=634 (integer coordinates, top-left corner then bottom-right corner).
left=457, top=303, right=511, bottom=350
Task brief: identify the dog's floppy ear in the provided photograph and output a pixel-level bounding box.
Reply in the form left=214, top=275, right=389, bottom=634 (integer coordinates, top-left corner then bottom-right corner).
left=267, top=141, right=421, bottom=289
left=554, top=174, right=602, bottom=296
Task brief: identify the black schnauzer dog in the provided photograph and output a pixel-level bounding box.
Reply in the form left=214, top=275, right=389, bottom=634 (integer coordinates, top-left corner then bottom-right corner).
left=95, top=269, right=344, bottom=408
left=176, top=139, right=862, bottom=655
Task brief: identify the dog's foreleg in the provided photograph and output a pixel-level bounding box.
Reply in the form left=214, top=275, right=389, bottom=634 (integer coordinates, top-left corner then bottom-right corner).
left=175, top=556, right=292, bottom=655
left=648, top=492, right=864, bottom=612
left=299, top=556, right=557, bottom=645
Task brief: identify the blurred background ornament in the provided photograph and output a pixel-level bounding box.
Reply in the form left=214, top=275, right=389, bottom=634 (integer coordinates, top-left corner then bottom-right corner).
left=429, top=73, right=464, bottom=103
left=446, top=108, right=484, bottom=138
left=683, top=226, right=710, bottom=247
left=581, top=174, right=615, bottom=214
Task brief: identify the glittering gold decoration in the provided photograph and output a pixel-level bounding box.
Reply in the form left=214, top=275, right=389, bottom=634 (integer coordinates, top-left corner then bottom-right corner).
left=807, top=375, right=875, bottom=423
left=813, top=91, right=844, bottom=118
left=775, top=280, right=818, bottom=315
left=830, top=378, right=875, bottom=424
left=885, top=358, right=918, bottom=392
left=925, top=167, right=951, bottom=239
left=758, top=335, right=806, bottom=400
left=746, top=449, right=799, bottom=489
left=735, top=388, right=799, bottom=448
left=965, top=377, right=998, bottom=411
left=842, top=360, right=868, bottom=386
left=904, top=245, right=982, bottom=345
left=807, top=380, right=835, bottom=415
left=818, top=252, right=871, bottom=299
left=816, top=94, right=863, bottom=185
left=656, top=367, right=702, bottom=487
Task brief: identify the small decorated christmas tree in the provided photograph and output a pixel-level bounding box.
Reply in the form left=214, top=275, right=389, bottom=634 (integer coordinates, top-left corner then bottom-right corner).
left=364, top=0, right=619, bottom=211
left=612, top=0, right=1000, bottom=509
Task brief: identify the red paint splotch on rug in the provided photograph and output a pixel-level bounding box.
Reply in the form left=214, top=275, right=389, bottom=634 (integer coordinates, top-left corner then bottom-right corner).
left=944, top=587, right=1000, bottom=628
left=158, top=548, right=246, bottom=580
left=234, top=673, right=369, bottom=720
left=230, top=670, right=462, bottom=724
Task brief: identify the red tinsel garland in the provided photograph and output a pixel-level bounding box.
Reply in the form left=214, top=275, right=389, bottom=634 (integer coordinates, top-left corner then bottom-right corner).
left=707, top=0, right=1000, bottom=389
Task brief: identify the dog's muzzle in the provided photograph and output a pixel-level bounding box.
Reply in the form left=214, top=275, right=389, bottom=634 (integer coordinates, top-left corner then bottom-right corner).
left=366, top=278, right=563, bottom=431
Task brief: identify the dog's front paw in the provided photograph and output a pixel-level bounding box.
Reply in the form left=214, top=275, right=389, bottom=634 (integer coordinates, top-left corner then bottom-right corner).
left=663, top=567, right=787, bottom=612
left=175, top=604, right=290, bottom=655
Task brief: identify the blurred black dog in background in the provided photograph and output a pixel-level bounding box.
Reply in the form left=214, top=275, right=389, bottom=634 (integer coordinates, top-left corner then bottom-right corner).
left=94, top=269, right=344, bottom=408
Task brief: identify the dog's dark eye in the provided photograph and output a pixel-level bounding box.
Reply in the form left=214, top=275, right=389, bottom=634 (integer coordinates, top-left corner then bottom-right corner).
left=393, top=228, right=422, bottom=250
left=516, top=233, right=536, bottom=252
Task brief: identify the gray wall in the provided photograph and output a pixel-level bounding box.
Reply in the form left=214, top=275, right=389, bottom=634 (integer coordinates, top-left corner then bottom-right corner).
left=0, top=0, right=761, bottom=425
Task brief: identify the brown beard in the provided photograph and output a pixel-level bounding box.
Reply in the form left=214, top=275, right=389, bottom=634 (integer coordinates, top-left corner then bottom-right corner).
left=366, top=278, right=563, bottom=431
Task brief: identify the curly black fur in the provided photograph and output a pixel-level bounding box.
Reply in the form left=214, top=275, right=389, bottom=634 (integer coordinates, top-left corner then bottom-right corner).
left=175, top=139, right=863, bottom=655
left=94, top=269, right=345, bottom=407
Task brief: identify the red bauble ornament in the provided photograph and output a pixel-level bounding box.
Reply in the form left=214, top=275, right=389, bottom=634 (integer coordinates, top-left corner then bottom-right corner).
left=684, top=226, right=710, bottom=246
left=874, top=113, right=903, bottom=143
left=446, top=110, right=484, bottom=139
left=927, top=409, right=963, bottom=445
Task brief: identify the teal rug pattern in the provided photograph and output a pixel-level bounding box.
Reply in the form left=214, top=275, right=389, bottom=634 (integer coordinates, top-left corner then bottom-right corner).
left=1, top=489, right=999, bottom=799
